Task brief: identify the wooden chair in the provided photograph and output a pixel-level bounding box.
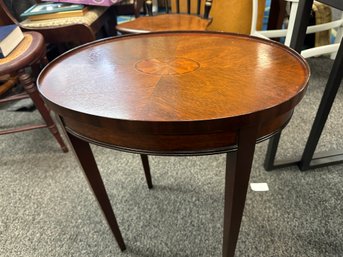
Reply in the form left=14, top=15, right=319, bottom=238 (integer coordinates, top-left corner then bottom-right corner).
left=0, top=0, right=117, bottom=47
left=116, top=0, right=213, bottom=34
left=0, top=31, right=68, bottom=152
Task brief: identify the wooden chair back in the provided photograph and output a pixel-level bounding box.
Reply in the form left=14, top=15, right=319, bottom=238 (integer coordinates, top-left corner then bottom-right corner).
left=145, top=0, right=212, bottom=19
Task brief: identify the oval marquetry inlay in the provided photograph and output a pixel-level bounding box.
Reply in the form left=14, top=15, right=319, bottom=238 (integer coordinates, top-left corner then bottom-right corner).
left=135, top=57, right=200, bottom=75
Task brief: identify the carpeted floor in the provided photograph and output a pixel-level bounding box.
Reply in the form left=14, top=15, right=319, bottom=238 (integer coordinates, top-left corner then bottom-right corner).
left=0, top=56, right=342, bottom=257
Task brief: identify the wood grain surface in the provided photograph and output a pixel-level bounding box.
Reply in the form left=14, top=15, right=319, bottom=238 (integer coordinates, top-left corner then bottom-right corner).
left=38, top=31, right=310, bottom=154
left=0, top=32, right=44, bottom=76
left=116, top=14, right=211, bottom=34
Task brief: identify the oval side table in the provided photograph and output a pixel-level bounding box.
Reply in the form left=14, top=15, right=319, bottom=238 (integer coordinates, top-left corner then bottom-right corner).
left=37, top=32, right=310, bottom=257
left=0, top=31, right=67, bottom=152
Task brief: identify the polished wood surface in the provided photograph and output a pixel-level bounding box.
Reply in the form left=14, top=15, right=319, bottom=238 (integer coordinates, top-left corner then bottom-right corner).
left=38, top=31, right=309, bottom=154
left=116, top=0, right=212, bottom=34
left=116, top=13, right=210, bottom=33
left=38, top=31, right=309, bottom=257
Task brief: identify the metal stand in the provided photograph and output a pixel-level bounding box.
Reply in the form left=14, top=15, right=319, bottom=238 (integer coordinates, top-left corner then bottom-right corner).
left=264, top=0, right=343, bottom=171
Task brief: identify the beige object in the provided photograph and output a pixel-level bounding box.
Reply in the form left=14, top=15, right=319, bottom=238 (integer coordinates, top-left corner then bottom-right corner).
left=0, top=34, right=32, bottom=64
left=313, top=1, right=331, bottom=47
left=207, top=0, right=265, bottom=34
left=20, top=7, right=106, bottom=28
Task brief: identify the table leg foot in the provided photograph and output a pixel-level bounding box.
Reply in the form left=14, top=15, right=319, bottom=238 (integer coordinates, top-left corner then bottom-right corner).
left=222, top=127, right=257, bottom=257
left=66, top=131, right=126, bottom=251
left=140, top=154, right=153, bottom=189
left=18, top=70, right=68, bottom=153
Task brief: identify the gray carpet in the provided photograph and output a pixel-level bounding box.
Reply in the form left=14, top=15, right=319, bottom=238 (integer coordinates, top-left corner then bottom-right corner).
left=0, top=56, right=342, bottom=257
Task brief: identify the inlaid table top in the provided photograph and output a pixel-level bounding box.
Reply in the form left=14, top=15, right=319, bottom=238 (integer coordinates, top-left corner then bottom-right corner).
left=38, top=31, right=309, bottom=154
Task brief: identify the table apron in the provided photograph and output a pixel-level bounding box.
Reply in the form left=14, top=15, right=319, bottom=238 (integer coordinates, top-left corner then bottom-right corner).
left=60, top=110, right=293, bottom=156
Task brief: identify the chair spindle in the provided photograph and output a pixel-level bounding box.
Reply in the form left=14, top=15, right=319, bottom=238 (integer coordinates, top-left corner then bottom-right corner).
left=176, top=0, right=180, bottom=13
left=165, top=0, right=169, bottom=13
left=204, top=0, right=212, bottom=19
left=197, top=0, right=201, bottom=15
left=146, top=0, right=153, bottom=16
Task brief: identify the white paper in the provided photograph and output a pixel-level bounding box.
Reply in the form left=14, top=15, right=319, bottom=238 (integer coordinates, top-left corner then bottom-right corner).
left=250, top=183, right=269, bottom=192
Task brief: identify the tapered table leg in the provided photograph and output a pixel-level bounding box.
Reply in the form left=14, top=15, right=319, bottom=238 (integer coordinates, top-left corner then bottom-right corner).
left=140, top=154, right=153, bottom=189
left=222, top=127, right=257, bottom=257
left=17, top=69, right=68, bottom=153
left=66, top=130, right=126, bottom=251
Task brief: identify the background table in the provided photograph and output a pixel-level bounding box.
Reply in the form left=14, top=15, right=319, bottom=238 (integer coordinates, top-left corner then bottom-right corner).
left=37, top=31, right=309, bottom=257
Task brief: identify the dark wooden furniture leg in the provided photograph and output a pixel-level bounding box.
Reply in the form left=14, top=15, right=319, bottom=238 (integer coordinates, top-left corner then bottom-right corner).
left=267, top=0, right=287, bottom=30
left=267, top=0, right=287, bottom=42
left=222, top=127, right=257, bottom=257
left=17, top=69, right=68, bottom=153
left=140, top=154, right=153, bottom=189
left=65, top=129, right=126, bottom=251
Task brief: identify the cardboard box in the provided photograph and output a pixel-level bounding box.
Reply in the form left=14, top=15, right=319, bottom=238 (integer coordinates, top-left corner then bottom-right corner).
left=42, top=0, right=123, bottom=7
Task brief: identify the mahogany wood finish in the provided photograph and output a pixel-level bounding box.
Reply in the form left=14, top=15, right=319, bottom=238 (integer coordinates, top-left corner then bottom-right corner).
left=37, top=32, right=309, bottom=256
left=116, top=0, right=212, bottom=34
left=66, top=130, right=126, bottom=251
left=140, top=154, right=153, bottom=189
left=0, top=32, right=67, bottom=152
left=0, top=0, right=117, bottom=46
